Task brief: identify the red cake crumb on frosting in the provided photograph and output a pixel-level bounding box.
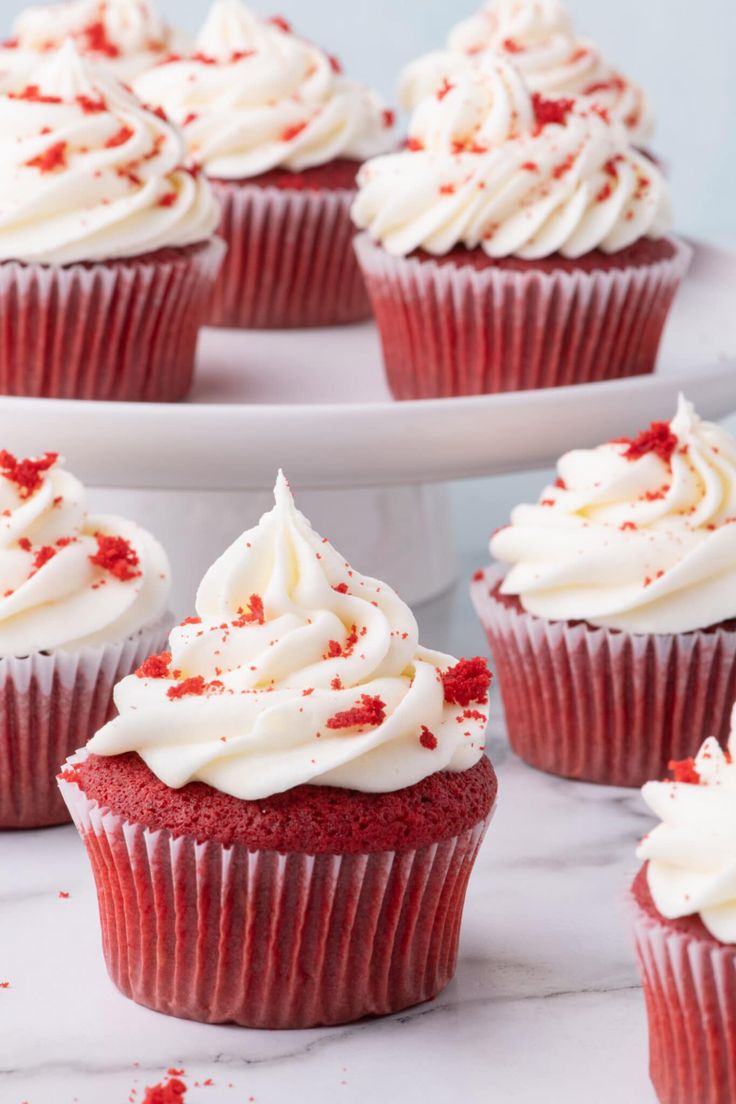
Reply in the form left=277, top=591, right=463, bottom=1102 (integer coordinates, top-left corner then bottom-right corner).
left=89, top=534, right=141, bottom=581
left=218, top=157, right=361, bottom=192
left=633, top=865, right=719, bottom=945
left=69, top=752, right=497, bottom=854
left=442, top=657, right=492, bottom=707
left=136, top=651, right=172, bottom=679
left=0, top=450, right=57, bottom=498
left=617, top=421, right=679, bottom=464
left=326, top=693, right=387, bottom=730
left=668, top=757, right=701, bottom=784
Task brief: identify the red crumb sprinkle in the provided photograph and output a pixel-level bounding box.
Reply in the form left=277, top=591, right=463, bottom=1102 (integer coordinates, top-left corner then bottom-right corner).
left=0, top=981, right=9, bottom=989
left=521, top=161, right=539, bottom=172
left=419, top=726, right=438, bottom=750
left=105, top=125, right=134, bottom=148
left=532, top=92, right=574, bottom=128
left=0, top=449, right=57, bottom=498
left=77, top=93, right=107, bottom=114
left=90, top=533, right=141, bottom=581
left=328, top=53, right=343, bottom=74
left=302, top=687, right=314, bottom=696
left=382, top=108, right=395, bottom=129
left=333, top=582, right=349, bottom=594
left=502, top=36, right=524, bottom=53
left=596, top=182, right=613, bottom=203
left=436, top=77, right=455, bottom=101
left=167, top=676, right=208, bottom=700
left=180, top=616, right=201, bottom=627
left=80, top=19, right=121, bottom=58
left=617, top=421, right=679, bottom=465
left=330, top=676, right=343, bottom=690
left=158, top=192, right=178, bottom=207
left=233, top=594, right=265, bottom=628
left=30, top=545, right=56, bottom=575
left=136, top=651, right=172, bottom=679
left=269, top=15, right=292, bottom=32
left=540, top=498, right=555, bottom=507
left=26, top=139, right=68, bottom=172
left=58, top=891, right=70, bottom=899
left=406, top=137, right=424, bottom=152
left=142, top=1076, right=187, bottom=1104
left=552, top=152, right=576, bottom=179
left=554, top=477, right=567, bottom=490
left=9, top=84, right=61, bottom=104
left=18, top=537, right=31, bottom=552
left=620, top=521, right=637, bottom=531
left=281, top=121, right=307, bottom=142
left=326, top=694, right=386, bottom=730
left=669, top=757, right=700, bottom=785
left=442, top=658, right=492, bottom=707
left=472, top=569, right=485, bottom=582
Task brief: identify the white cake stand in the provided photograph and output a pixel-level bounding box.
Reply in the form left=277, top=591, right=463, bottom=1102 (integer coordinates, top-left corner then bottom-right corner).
left=2, top=240, right=734, bottom=610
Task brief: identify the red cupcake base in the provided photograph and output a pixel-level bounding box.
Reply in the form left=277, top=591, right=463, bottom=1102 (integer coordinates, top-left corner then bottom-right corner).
left=471, top=568, right=736, bottom=788
left=59, top=753, right=496, bottom=1028
left=208, top=161, right=371, bottom=329
left=0, top=240, right=224, bottom=402
left=355, top=234, right=692, bottom=398
left=0, top=620, right=170, bottom=830
left=631, top=866, right=736, bottom=1104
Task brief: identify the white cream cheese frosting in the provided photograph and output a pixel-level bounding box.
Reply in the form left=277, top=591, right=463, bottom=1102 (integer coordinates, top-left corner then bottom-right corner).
left=491, top=396, right=736, bottom=635
left=353, top=54, right=669, bottom=260
left=0, top=449, right=169, bottom=657
left=133, top=0, right=395, bottom=180
left=399, top=0, right=652, bottom=146
left=0, top=40, right=220, bottom=265
left=637, top=712, right=736, bottom=944
left=88, top=473, right=491, bottom=800
left=6, top=0, right=187, bottom=82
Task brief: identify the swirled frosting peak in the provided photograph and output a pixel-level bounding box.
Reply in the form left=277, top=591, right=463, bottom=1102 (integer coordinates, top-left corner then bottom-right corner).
left=0, top=448, right=169, bottom=657
left=0, top=40, right=220, bottom=264
left=88, top=472, right=491, bottom=800
left=133, top=0, right=395, bottom=179
left=354, top=53, right=669, bottom=259
left=491, top=396, right=736, bottom=635
left=7, top=0, right=186, bottom=81
left=399, top=0, right=652, bottom=145
left=637, top=712, right=736, bottom=943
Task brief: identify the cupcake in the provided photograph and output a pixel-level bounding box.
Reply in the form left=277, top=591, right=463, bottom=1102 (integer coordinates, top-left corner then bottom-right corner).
left=632, top=725, right=736, bottom=1104
left=134, top=0, right=395, bottom=329
left=58, top=472, right=496, bottom=1029
left=1, top=0, right=188, bottom=83
left=399, top=0, right=653, bottom=147
left=0, top=449, right=170, bottom=829
left=472, top=396, right=736, bottom=787
left=352, top=55, right=688, bottom=399
left=0, top=41, right=223, bottom=401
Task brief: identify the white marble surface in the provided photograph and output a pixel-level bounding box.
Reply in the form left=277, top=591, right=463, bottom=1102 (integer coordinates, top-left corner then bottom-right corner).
left=0, top=476, right=660, bottom=1104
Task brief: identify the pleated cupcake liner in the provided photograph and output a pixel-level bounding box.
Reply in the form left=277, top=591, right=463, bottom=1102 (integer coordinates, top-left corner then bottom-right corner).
left=631, top=891, right=736, bottom=1104
left=59, top=750, right=492, bottom=1029
left=354, top=233, right=692, bottom=399
left=0, top=239, right=225, bottom=402
left=471, top=567, right=736, bottom=787
left=0, top=617, right=171, bottom=830
left=207, top=180, right=372, bottom=329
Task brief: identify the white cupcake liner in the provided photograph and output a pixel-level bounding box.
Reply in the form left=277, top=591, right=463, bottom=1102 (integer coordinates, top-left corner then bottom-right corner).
left=208, top=180, right=371, bottom=329
left=59, top=750, right=492, bottom=1029
left=472, top=566, right=736, bottom=786
left=631, top=892, right=736, bottom=1104
left=0, top=616, right=171, bottom=829
left=354, top=233, right=692, bottom=398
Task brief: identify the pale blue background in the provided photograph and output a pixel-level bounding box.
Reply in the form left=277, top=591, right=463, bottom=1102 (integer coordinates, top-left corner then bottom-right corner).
left=2, top=0, right=735, bottom=241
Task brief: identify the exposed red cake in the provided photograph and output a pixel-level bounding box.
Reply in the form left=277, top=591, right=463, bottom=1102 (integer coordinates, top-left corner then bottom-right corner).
left=218, top=158, right=361, bottom=193
left=69, top=751, right=497, bottom=854
left=632, top=864, right=719, bottom=944
left=470, top=566, right=736, bottom=787
left=410, top=235, right=676, bottom=274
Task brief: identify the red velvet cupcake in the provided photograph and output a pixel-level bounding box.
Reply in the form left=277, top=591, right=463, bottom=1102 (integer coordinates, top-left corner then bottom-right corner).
left=60, top=473, right=496, bottom=1028
left=135, top=2, right=395, bottom=329
left=0, top=450, right=170, bottom=829
left=353, top=55, right=688, bottom=398
left=0, top=42, right=222, bottom=401
left=473, top=398, right=736, bottom=787
left=631, top=736, right=736, bottom=1103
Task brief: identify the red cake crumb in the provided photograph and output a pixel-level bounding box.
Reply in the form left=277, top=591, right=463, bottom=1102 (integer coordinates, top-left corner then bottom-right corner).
left=532, top=92, right=574, bottom=128
left=136, top=651, right=172, bottom=679
left=333, top=583, right=349, bottom=594
left=233, top=595, right=265, bottom=627
left=668, top=757, right=701, bottom=784
left=73, top=752, right=497, bottom=854
left=30, top=545, right=56, bottom=575
left=419, top=726, right=438, bottom=750
left=281, top=121, right=307, bottom=143
left=0, top=450, right=57, bottom=498
left=90, top=534, right=141, bottom=581
left=617, top=421, right=679, bottom=464
left=167, top=676, right=208, bottom=700
left=406, top=137, right=424, bottom=152
left=105, top=125, right=134, bottom=148
left=58, top=890, right=70, bottom=899
left=77, top=93, right=107, bottom=113
left=269, top=15, right=291, bottom=32
left=9, top=84, right=61, bottom=104
left=80, top=19, right=121, bottom=57
left=326, top=694, right=386, bottom=730
left=436, top=77, right=454, bottom=101
left=0, top=981, right=10, bottom=988
left=180, top=616, right=201, bottom=627
left=142, top=1076, right=187, bottom=1104
left=26, top=140, right=68, bottom=173
left=382, top=108, right=395, bottom=129
left=442, top=658, right=492, bottom=707
left=158, top=192, right=178, bottom=207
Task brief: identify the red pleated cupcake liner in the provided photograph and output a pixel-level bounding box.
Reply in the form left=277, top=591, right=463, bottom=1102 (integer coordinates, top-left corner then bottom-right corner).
left=0, top=618, right=170, bottom=829
left=59, top=751, right=492, bottom=1029
left=631, top=893, right=736, bottom=1104
left=0, top=239, right=225, bottom=402
left=354, top=233, right=692, bottom=399
left=208, top=180, right=372, bottom=329
left=471, top=567, right=736, bottom=787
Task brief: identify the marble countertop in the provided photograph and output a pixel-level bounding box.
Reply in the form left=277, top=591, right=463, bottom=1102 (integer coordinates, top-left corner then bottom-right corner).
left=0, top=477, right=659, bottom=1104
